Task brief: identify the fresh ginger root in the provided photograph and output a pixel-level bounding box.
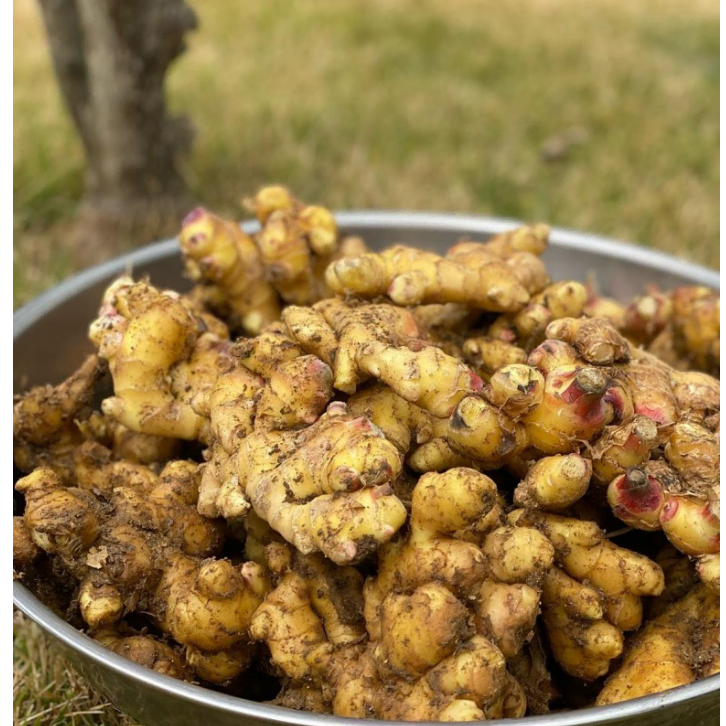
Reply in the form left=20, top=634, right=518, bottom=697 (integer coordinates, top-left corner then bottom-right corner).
left=606, top=286, right=720, bottom=375
left=282, top=299, right=483, bottom=418
left=15, top=461, right=270, bottom=683
left=189, top=325, right=408, bottom=565
left=366, top=468, right=553, bottom=665
left=195, top=327, right=335, bottom=519
left=606, top=420, right=720, bottom=558
left=179, top=188, right=367, bottom=334
left=253, top=537, right=527, bottom=721
left=94, top=625, right=189, bottom=680
left=89, top=277, right=232, bottom=441
left=513, top=454, right=592, bottom=510
left=13, top=191, right=721, bottom=714
left=13, top=355, right=106, bottom=480
left=597, top=585, right=719, bottom=704
left=325, top=223, right=550, bottom=312
left=77, top=412, right=182, bottom=467
left=239, top=402, right=407, bottom=565
left=179, top=207, right=282, bottom=334
left=510, top=509, right=664, bottom=680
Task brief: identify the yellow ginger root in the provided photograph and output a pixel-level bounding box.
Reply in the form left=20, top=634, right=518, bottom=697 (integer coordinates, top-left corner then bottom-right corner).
left=282, top=299, right=483, bottom=418
left=179, top=207, right=281, bottom=334
left=513, top=454, right=592, bottom=510
left=545, top=316, right=630, bottom=366
left=253, top=548, right=524, bottom=721
left=196, top=335, right=335, bottom=519
left=621, top=356, right=679, bottom=437
left=696, top=553, right=719, bottom=592
left=510, top=509, right=664, bottom=680
left=196, top=321, right=411, bottom=563
left=671, top=370, right=719, bottom=430
left=607, top=422, right=720, bottom=557
left=508, top=281, right=589, bottom=352
left=243, top=184, right=364, bottom=263
left=522, top=364, right=624, bottom=455
left=242, top=184, right=296, bottom=223
left=154, top=553, right=269, bottom=680
left=590, top=415, right=659, bottom=486
left=582, top=289, right=627, bottom=330
left=16, top=461, right=226, bottom=630
left=249, top=548, right=366, bottom=683
left=351, top=364, right=542, bottom=474
left=72, top=439, right=159, bottom=499
left=13, top=355, right=106, bottom=480
left=13, top=516, right=41, bottom=573
left=596, top=585, right=719, bottom=704
left=671, top=286, right=719, bottom=376
left=364, top=468, right=502, bottom=625
left=325, top=225, right=550, bottom=311
left=89, top=277, right=232, bottom=441
left=253, top=205, right=341, bottom=306
left=366, top=469, right=553, bottom=664
left=346, top=380, right=528, bottom=474
left=16, top=460, right=271, bottom=684
left=15, top=462, right=270, bottom=682
left=648, top=545, right=698, bottom=618
left=582, top=285, right=719, bottom=375
left=347, top=383, right=434, bottom=456
left=184, top=643, right=256, bottom=685
left=621, top=289, right=674, bottom=346
left=78, top=412, right=182, bottom=467
left=322, top=637, right=524, bottom=721
left=180, top=188, right=366, bottom=333
left=458, top=223, right=550, bottom=257
left=613, top=286, right=719, bottom=375
left=94, top=626, right=189, bottom=680
left=16, top=468, right=102, bottom=576
left=239, top=402, right=407, bottom=565
left=462, top=336, right=527, bottom=380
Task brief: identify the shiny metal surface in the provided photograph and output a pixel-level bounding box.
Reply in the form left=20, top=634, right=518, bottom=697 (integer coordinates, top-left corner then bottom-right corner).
left=14, top=212, right=720, bottom=726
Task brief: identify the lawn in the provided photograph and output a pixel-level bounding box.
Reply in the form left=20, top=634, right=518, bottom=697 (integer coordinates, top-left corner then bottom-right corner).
left=13, top=0, right=719, bottom=723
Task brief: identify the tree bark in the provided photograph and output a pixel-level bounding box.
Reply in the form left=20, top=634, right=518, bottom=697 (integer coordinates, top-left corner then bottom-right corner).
left=37, top=0, right=197, bottom=257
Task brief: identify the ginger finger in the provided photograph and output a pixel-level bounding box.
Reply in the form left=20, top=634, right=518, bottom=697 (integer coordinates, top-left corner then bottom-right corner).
left=513, top=454, right=592, bottom=511
left=597, top=585, right=718, bottom=704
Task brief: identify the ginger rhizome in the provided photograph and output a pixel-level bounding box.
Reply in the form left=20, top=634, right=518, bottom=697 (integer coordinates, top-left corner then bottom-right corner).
left=511, top=509, right=665, bottom=680
left=325, top=224, right=550, bottom=312
left=13, top=192, right=720, bottom=717
left=15, top=460, right=268, bottom=684
left=250, top=468, right=548, bottom=720
left=179, top=186, right=367, bottom=334
left=597, top=584, right=719, bottom=704
left=89, top=277, right=233, bottom=442
left=13, top=355, right=106, bottom=481
left=189, top=327, right=408, bottom=565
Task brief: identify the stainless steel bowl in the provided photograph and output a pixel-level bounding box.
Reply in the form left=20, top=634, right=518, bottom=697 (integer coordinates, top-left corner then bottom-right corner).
left=14, top=212, right=720, bottom=726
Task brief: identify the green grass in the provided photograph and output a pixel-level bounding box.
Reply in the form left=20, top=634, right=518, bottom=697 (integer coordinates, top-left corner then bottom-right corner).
left=13, top=611, right=135, bottom=726
left=14, top=0, right=719, bottom=310
left=13, top=0, right=719, bottom=722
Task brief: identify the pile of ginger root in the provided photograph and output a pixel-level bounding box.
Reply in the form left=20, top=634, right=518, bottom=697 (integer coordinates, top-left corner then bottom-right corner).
left=13, top=185, right=720, bottom=721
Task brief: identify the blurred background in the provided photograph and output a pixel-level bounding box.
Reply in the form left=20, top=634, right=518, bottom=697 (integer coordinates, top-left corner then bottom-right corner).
left=12, top=0, right=719, bottom=722
left=14, top=0, right=719, bottom=312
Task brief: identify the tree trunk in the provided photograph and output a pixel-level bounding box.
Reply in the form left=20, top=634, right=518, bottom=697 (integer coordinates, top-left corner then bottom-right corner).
left=37, top=0, right=197, bottom=259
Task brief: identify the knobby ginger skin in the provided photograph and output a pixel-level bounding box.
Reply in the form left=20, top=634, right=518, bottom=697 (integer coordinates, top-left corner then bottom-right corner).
left=510, top=509, right=665, bottom=680
left=12, top=198, right=720, bottom=716
left=89, top=278, right=232, bottom=441
left=15, top=463, right=268, bottom=684
left=597, top=585, right=719, bottom=705
left=325, top=234, right=551, bottom=312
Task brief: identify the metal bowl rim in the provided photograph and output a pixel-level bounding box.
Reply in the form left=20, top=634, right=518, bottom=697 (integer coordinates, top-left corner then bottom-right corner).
left=13, top=210, right=720, bottom=725
left=13, top=210, right=720, bottom=333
